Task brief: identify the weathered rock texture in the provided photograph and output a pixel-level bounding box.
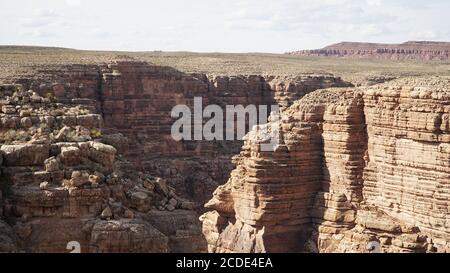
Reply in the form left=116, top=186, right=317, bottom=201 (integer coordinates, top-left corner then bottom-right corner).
left=3, top=56, right=448, bottom=253
left=0, top=59, right=350, bottom=252
left=0, top=78, right=205, bottom=252
left=98, top=60, right=350, bottom=203
left=202, top=77, right=450, bottom=253
left=287, top=41, right=450, bottom=61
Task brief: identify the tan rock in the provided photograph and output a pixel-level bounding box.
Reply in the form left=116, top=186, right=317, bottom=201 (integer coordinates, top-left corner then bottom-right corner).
left=60, top=146, right=81, bottom=166
left=1, top=144, right=49, bottom=166
left=100, top=207, right=113, bottom=220
left=39, top=181, right=49, bottom=191
left=44, top=156, right=60, bottom=172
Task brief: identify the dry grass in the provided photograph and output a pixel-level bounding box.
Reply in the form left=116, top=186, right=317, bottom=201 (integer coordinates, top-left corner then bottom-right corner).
left=0, top=46, right=449, bottom=83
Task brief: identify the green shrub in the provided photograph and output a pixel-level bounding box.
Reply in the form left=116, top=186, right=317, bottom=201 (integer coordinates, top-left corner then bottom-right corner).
left=46, top=93, right=58, bottom=103
left=91, top=129, right=102, bottom=139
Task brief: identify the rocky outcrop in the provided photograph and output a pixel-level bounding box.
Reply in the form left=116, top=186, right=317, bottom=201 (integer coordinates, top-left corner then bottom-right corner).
left=287, top=41, right=450, bottom=61
left=0, top=59, right=350, bottom=252
left=202, top=77, right=450, bottom=253
left=99, top=60, right=351, bottom=203
left=0, top=67, right=205, bottom=253
left=4, top=57, right=448, bottom=253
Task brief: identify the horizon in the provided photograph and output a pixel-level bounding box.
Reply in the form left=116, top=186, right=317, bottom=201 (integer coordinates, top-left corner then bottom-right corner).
left=1, top=0, right=450, bottom=53
left=1, top=39, right=450, bottom=54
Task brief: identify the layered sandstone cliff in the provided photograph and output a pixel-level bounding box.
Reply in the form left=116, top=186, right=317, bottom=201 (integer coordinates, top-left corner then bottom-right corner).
left=0, top=59, right=350, bottom=252
left=0, top=79, right=206, bottom=253
left=202, top=77, right=450, bottom=253
left=287, top=41, right=450, bottom=61
left=2, top=56, right=449, bottom=253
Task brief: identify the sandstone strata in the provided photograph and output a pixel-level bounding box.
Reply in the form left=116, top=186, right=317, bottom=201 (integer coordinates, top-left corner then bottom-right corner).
left=288, top=41, right=450, bottom=61
left=202, top=77, right=450, bottom=253
left=0, top=59, right=350, bottom=252
left=99, top=60, right=350, bottom=203
left=2, top=57, right=449, bottom=253
left=0, top=64, right=205, bottom=252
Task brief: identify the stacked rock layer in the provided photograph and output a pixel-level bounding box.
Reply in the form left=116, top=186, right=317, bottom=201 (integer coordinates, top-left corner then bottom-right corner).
left=0, top=59, right=350, bottom=252
left=202, top=77, right=450, bottom=253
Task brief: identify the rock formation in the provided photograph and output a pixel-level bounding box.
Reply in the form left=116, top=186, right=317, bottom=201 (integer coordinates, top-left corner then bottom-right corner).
left=0, top=59, right=350, bottom=252
left=202, top=77, right=450, bottom=253
left=1, top=56, right=449, bottom=253
left=287, top=41, right=450, bottom=61
left=0, top=79, right=206, bottom=252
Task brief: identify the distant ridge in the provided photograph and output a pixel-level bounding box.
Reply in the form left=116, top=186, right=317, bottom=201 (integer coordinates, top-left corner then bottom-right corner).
left=287, top=41, right=450, bottom=61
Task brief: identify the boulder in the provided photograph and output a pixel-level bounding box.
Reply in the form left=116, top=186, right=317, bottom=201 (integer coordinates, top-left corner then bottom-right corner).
left=70, top=171, right=90, bottom=188
left=39, top=181, right=49, bottom=190
left=130, top=191, right=151, bottom=212
left=1, top=144, right=49, bottom=166
left=60, top=146, right=81, bottom=166
left=100, top=207, right=113, bottom=220
left=101, top=134, right=129, bottom=155
left=20, top=117, right=33, bottom=128
left=88, top=142, right=116, bottom=169
left=44, top=156, right=60, bottom=172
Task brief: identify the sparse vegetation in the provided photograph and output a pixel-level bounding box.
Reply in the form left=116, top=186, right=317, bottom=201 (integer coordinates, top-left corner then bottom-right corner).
left=65, top=130, right=84, bottom=142
left=45, top=92, right=58, bottom=103
left=91, top=128, right=102, bottom=139
left=0, top=46, right=449, bottom=85
left=0, top=129, right=31, bottom=144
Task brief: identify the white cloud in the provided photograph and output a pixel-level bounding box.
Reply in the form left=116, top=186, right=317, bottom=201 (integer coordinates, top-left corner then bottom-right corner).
left=0, top=0, right=449, bottom=52
left=66, top=0, right=81, bottom=7
left=20, top=9, right=61, bottom=28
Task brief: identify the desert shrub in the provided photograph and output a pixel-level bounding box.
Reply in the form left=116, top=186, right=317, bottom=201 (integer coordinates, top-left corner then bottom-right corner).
left=1, top=129, right=17, bottom=144
left=65, top=130, right=84, bottom=142
left=0, top=129, right=31, bottom=144
left=51, top=109, right=65, bottom=116
left=46, top=93, right=58, bottom=103
left=61, top=179, right=72, bottom=188
left=90, top=128, right=102, bottom=139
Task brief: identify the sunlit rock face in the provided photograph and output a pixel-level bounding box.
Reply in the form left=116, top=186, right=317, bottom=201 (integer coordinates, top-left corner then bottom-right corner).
left=202, top=77, right=450, bottom=253
left=0, top=59, right=350, bottom=252
left=288, top=41, right=450, bottom=61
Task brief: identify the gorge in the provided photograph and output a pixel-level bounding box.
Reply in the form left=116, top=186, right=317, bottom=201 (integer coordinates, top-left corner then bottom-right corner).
left=0, top=54, right=449, bottom=253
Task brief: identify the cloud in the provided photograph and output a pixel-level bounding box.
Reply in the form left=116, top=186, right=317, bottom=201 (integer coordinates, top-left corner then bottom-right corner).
left=66, top=0, right=82, bottom=7
left=20, top=8, right=61, bottom=28
left=1, top=0, right=449, bottom=52
left=224, top=0, right=396, bottom=39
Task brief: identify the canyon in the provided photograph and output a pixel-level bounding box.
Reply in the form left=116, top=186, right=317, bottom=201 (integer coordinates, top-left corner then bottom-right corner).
left=0, top=49, right=449, bottom=253
left=0, top=57, right=350, bottom=252
left=287, top=41, right=450, bottom=61
left=202, top=78, right=450, bottom=253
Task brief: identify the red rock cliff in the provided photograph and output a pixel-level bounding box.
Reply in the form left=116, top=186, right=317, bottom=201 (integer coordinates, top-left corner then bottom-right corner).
left=202, top=77, right=450, bottom=253
left=287, top=41, right=450, bottom=61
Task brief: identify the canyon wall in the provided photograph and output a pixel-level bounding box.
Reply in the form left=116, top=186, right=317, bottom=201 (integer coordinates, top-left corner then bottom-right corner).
left=202, top=77, right=450, bottom=253
left=3, top=58, right=448, bottom=253
left=287, top=41, right=450, bottom=61
left=0, top=59, right=350, bottom=252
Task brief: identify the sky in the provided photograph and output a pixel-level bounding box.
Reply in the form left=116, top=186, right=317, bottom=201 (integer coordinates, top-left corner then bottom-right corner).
left=0, top=0, right=449, bottom=53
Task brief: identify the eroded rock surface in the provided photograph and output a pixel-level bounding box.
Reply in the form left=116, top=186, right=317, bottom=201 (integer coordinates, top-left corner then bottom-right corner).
left=0, top=59, right=350, bottom=252
left=202, top=77, right=450, bottom=253
left=288, top=41, right=450, bottom=61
